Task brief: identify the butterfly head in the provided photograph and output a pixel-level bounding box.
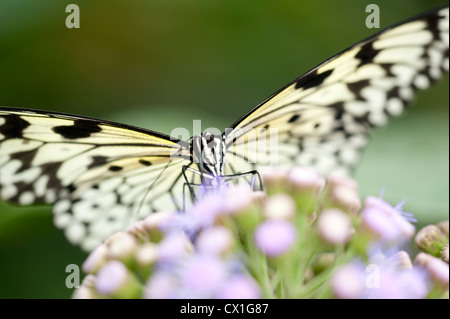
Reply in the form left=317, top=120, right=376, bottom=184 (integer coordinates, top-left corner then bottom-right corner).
left=192, top=131, right=226, bottom=176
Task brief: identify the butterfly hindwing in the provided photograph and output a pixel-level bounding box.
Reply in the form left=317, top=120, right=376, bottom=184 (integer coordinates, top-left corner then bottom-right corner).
left=225, top=6, right=449, bottom=176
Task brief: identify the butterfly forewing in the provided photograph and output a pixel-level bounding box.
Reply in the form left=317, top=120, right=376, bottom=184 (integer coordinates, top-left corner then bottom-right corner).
left=0, top=108, right=192, bottom=250
left=225, top=6, right=449, bottom=176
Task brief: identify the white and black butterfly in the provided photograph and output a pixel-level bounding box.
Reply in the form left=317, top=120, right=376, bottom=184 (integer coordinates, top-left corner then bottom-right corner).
left=1, top=6, right=448, bottom=251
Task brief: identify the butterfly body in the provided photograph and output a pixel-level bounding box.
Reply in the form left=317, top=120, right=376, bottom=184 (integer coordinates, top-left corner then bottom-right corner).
left=191, top=132, right=227, bottom=177
left=0, top=6, right=448, bottom=251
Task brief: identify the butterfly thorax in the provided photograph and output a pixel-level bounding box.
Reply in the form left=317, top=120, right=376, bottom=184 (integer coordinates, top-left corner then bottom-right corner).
left=191, top=132, right=226, bottom=176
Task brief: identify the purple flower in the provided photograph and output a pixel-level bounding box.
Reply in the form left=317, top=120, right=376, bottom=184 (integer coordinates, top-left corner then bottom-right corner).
left=187, top=191, right=226, bottom=229
left=196, top=226, right=234, bottom=256
left=179, top=255, right=227, bottom=297
left=95, top=260, right=129, bottom=295
left=331, top=263, right=366, bottom=299
left=360, top=196, right=415, bottom=242
left=332, top=260, right=429, bottom=299
left=364, top=267, right=428, bottom=299
left=144, top=272, right=178, bottom=299
left=216, top=275, right=261, bottom=299
left=254, top=220, right=297, bottom=256
left=217, top=184, right=255, bottom=215
left=157, top=232, right=193, bottom=263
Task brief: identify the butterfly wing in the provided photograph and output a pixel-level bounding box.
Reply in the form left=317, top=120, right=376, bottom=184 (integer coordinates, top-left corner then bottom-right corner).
left=0, top=107, right=192, bottom=250
left=224, top=6, right=449, bottom=176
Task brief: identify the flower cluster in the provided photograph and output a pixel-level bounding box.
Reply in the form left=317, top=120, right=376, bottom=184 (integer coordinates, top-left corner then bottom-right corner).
left=73, top=167, right=449, bottom=299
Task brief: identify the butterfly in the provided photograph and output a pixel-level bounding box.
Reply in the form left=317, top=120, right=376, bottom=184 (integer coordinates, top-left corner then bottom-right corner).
left=1, top=6, right=448, bottom=251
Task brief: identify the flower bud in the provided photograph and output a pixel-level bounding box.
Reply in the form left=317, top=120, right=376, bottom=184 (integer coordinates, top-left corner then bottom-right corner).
left=263, top=193, right=296, bottom=221
left=414, top=252, right=449, bottom=289
left=329, top=172, right=358, bottom=188
left=317, top=208, right=353, bottom=245
left=135, top=243, right=159, bottom=279
left=72, top=275, right=99, bottom=299
left=387, top=251, right=413, bottom=270
left=72, top=285, right=99, bottom=299
left=437, top=220, right=449, bottom=238
left=126, top=220, right=147, bottom=240
left=142, top=211, right=176, bottom=242
left=144, top=272, right=178, bottom=299
left=415, top=225, right=447, bottom=257
left=261, top=168, right=289, bottom=194
left=254, top=220, right=297, bottom=257
left=288, top=167, right=325, bottom=194
left=95, top=261, right=142, bottom=298
left=328, top=185, right=361, bottom=215
left=221, top=186, right=263, bottom=231
left=179, top=255, right=227, bottom=298
left=157, top=232, right=194, bottom=263
left=331, top=264, right=365, bottom=299
left=216, top=275, right=261, bottom=299
left=196, top=226, right=234, bottom=256
left=82, top=244, right=110, bottom=274
left=221, top=184, right=256, bottom=215
left=441, top=244, right=449, bottom=263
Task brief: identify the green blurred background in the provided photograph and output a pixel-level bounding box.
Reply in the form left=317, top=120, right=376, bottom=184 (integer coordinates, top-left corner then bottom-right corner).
left=0, top=0, right=448, bottom=298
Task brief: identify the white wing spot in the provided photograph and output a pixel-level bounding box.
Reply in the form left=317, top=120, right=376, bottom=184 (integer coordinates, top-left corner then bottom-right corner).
left=99, top=177, right=123, bottom=192
left=89, top=205, right=128, bottom=240
left=429, top=67, right=442, bottom=80
left=54, top=213, right=72, bottom=228
left=344, top=101, right=369, bottom=117
left=65, top=222, right=86, bottom=244
left=32, top=143, right=92, bottom=166
left=391, top=65, right=416, bottom=86
left=428, top=48, right=443, bottom=67
left=443, top=58, right=449, bottom=71
left=0, top=159, right=22, bottom=180
left=374, top=30, right=432, bottom=49
left=399, top=87, right=414, bottom=100
left=118, top=184, right=131, bottom=194
left=386, top=98, right=404, bottom=116
left=413, top=74, right=430, bottom=89
left=54, top=200, right=71, bottom=214
left=19, top=192, right=35, bottom=205
left=0, top=139, right=42, bottom=156
left=368, top=112, right=388, bottom=126
left=34, top=175, right=49, bottom=197
left=360, top=87, right=386, bottom=111
left=0, top=155, right=7, bottom=167
left=45, top=190, right=56, bottom=203
left=81, top=238, right=102, bottom=252
left=340, top=149, right=359, bottom=165
left=1, top=185, right=18, bottom=199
